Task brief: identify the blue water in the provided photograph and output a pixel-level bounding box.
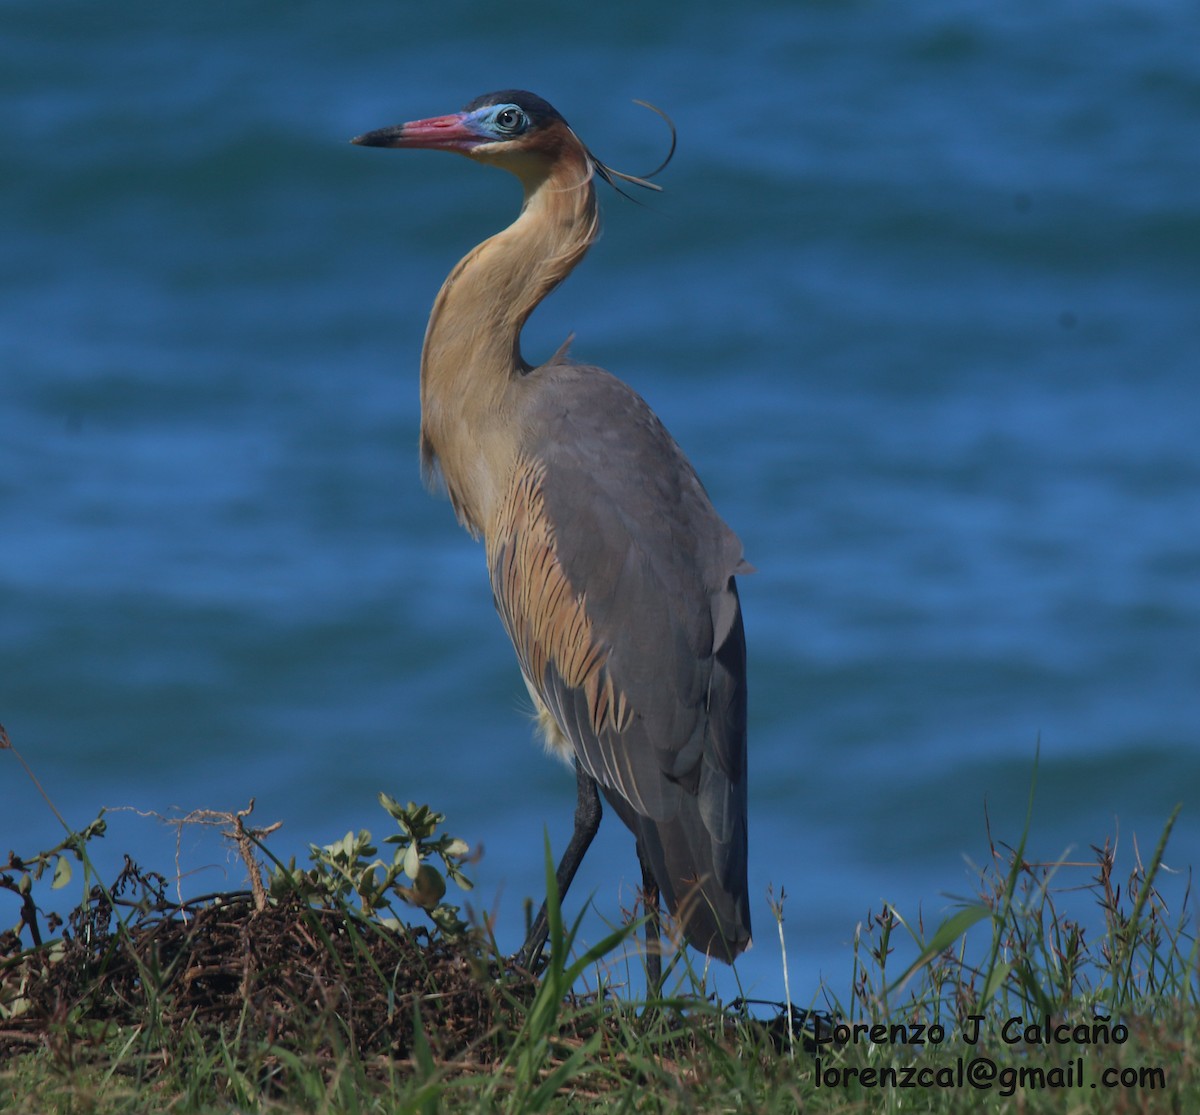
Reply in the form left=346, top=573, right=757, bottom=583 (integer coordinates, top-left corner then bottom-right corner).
left=4, top=1, right=1198, bottom=1001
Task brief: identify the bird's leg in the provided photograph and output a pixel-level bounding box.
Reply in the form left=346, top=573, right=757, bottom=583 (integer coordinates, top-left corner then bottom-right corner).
left=636, top=841, right=662, bottom=994
left=515, top=763, right=602, bottom=972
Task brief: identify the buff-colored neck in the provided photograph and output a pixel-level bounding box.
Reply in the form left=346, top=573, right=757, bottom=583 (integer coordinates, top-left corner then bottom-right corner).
left=418, top=143, right=599, bottom=536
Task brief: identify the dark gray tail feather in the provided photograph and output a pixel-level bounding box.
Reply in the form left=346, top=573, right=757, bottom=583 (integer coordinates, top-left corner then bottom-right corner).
left=604, top=790, right=751, bottom=961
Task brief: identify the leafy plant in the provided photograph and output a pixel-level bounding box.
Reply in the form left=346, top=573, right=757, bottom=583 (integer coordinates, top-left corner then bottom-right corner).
left=2, top=724, right=109, bottom=954
left=270, top=794, right=475, bottom=939
left=2, top=812, right=108, bottom=952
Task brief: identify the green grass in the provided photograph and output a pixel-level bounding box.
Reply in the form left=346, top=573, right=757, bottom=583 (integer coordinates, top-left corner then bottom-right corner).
left=3, top=730, right=1197, bottom=1113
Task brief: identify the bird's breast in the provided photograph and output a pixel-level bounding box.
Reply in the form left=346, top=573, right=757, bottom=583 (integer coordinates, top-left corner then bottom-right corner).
left=487, top=453, right=633, bottom=742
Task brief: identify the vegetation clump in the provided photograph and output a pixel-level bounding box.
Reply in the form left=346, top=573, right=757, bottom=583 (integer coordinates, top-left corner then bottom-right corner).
left=2, top=725, right=1197, bottom=1113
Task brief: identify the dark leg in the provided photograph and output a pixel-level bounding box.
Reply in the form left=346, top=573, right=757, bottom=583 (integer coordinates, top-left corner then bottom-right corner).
left=637, top=841, right=662, bottom=993
left=515, top=763, right=602, bottom=972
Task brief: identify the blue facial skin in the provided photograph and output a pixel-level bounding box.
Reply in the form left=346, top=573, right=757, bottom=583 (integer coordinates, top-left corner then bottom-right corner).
left=466, top=104, right=531, bottom=142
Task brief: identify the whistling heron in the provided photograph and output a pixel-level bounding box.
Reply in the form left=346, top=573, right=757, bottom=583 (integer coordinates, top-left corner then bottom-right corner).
left=353, top=91, right=751, bottom=982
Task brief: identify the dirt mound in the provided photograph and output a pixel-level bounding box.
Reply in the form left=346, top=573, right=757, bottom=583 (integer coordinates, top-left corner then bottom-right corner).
left=2, top=856, right=534, bottom=1067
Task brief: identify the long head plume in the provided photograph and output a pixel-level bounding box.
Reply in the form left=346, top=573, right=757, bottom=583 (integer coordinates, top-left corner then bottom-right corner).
left=580, top=100, right=677, bottom=203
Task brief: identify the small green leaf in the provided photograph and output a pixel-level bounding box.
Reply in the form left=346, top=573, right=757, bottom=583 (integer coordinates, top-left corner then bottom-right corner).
left=412, top=864, right=446, bottom=909
left=922, top=904, right=991, bottom=957
left=980, top=959, right=1013, bottom=1005
left=51, top=856, right=72, bottom=889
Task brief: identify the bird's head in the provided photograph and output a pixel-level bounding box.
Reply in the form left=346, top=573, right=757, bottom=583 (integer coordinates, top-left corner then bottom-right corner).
left=353, top=90, right=577, bottom=188
left=352, top=89, right=673, bottom=196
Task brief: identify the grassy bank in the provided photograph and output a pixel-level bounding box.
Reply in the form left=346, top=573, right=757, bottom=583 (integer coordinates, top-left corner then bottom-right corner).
left=3, top=731, right=1196, bottom=1113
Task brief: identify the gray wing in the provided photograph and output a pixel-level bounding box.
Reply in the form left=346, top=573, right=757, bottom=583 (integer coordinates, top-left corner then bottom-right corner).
left=487, top=361, right=751, bottom=957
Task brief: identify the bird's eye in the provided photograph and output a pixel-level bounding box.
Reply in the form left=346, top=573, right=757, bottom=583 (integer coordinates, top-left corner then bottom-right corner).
left=493, top=106, right=528, bottom=135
